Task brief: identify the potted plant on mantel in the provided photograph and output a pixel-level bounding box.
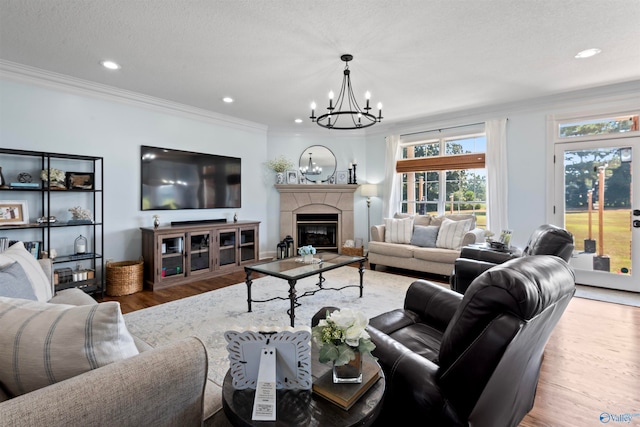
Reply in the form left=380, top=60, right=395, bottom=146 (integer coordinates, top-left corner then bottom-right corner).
left=266, top=155, right=294, bottom=184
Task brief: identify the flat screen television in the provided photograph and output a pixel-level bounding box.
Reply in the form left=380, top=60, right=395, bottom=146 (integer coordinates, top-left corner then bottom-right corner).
left=141, top=145, right=241, bottom=210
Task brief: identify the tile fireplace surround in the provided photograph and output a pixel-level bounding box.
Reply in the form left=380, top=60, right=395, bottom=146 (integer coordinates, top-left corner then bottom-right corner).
left=276, top=184, right=358, bottom=253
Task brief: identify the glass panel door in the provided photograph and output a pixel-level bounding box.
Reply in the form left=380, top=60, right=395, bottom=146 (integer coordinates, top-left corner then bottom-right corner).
left=161, top=234, right=184, bottom=278
left=555, top=138, right=639, bottom=291
left=218, top=229, right=237, bottom=267
left=239, top=227, right=256, bottom=262
left=189, top=232, right=211, bottom=273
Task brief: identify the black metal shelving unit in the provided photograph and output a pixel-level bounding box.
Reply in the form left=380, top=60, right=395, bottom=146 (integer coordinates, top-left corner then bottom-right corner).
left=0, top=148, right=104, bottom=296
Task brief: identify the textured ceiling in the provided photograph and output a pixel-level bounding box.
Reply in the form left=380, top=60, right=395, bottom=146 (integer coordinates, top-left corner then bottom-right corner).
left=1, top=0, right=639, bottom=131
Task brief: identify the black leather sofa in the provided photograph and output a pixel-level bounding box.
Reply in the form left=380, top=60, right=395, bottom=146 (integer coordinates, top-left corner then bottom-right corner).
left=450, top=224, right=574, bottom=294
left=368, top=255, right=575, bottom=427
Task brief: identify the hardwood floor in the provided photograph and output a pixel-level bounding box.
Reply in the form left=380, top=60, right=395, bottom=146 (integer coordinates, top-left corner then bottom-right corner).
left=98, top=266, right=640, bottom=427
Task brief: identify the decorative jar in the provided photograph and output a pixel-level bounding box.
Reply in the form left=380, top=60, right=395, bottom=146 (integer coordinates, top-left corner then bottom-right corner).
left=332, top=349, right=363, bottom=383
left=74, top=235, right=87, bottom=254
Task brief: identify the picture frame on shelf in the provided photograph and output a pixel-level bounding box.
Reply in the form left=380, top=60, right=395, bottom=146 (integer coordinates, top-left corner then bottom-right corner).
left=66, top=172, right=94, bottom=190
left=286, top=170, right=298, bottom=184
left=336, top=170, right=348, bottom=185
left=498, top=229, right=513, bottom=248
left=0, top=200, right=29, bottom=225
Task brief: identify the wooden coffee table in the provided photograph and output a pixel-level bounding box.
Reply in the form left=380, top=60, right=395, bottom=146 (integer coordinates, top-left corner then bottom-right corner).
left=222, top=350, right=385, bottom=426
left=244, top=253, right=366, bottom=327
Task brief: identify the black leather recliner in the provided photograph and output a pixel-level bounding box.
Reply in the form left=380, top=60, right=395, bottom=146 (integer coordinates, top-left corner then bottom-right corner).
left=368, top=255, right=575, bottom=427
left=450, top=224, right=574, bottom=294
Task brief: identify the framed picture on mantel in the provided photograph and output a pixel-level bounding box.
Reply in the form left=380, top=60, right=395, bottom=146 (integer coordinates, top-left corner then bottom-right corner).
left=286, top=170, right=298, bottom=184
left=336, top=170, right=348, bottom=185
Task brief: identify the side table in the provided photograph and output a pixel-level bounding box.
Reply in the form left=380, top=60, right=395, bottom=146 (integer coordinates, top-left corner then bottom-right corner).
left=222, top=352, right=385, bottom=426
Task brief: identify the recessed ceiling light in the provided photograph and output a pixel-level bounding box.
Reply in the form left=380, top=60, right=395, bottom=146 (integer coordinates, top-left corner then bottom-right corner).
left=222, top=97, right=234, bottom=103
left=575, top=48, right=601, bottom=59
left=294, top=119, right=303, bottom=123
left=100, top=60, right=121, bottom=70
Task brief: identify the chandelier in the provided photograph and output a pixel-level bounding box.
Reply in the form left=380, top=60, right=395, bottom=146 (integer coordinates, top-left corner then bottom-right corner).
left=310, top=54, right=383, bottom=130
left=299, top=153, right=321, bottom=176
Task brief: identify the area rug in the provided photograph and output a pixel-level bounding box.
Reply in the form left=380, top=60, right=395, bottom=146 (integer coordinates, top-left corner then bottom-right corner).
left=123, top=268, right=417, bottom=388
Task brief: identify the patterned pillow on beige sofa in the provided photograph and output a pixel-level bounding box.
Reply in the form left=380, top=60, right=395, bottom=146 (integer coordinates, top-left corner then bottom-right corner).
left=0, top=297, right=139, bottom=397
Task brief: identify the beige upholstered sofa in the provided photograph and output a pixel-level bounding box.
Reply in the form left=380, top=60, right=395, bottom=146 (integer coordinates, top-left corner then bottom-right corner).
left=0, top=242, right=225, bottom=427
left=368, top=213, right=485, bottom=277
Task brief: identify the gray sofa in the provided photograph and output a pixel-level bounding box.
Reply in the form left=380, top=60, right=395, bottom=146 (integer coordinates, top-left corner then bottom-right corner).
left=368, top=213, right=485, bottom=277
left=0, top=251, right=228, bottom=427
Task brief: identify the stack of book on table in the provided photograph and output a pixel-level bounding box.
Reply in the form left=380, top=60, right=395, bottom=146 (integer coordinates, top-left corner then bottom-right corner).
left=312, top=356, right=382, bottom=410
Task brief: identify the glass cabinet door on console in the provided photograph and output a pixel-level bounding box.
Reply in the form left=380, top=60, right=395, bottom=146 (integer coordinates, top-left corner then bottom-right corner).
left=239, top=226, right=257, bottom=263
left=217, top=228, right=237, bottom=270
left=160, top=233, right=185, bottom=279
left=188, top=231, right=212, bottom=274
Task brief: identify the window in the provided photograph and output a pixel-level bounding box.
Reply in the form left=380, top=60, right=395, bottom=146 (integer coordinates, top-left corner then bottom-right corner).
left=397, top=132, right=487, bottom=227
left=558, top=115, right=639, bottom=138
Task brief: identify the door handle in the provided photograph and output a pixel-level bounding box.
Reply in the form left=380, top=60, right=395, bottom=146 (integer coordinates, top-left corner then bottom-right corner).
left=634, top=220, right=640, bottom=228
left=634, top=209, right=640, bottom=216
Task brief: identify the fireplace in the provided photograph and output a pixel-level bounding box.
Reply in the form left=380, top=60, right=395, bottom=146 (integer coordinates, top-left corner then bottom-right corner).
left=297, top=214, right=338, bottom=251
left=276, top=184, right=357, bottom=254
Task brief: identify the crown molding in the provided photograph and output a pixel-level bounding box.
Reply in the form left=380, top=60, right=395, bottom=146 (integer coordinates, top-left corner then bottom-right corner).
left=0, top=60, right=268, bottom=135
left=385, top=80, right=640, bottom=136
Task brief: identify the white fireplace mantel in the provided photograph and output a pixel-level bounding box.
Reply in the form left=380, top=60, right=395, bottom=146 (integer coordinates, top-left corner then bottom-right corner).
left=275, top=184, right=359, bottom=251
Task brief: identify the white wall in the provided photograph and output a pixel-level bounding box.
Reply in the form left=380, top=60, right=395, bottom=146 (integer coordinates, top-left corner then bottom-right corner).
left=265, top=132, right=371, bottom=253
left=365, top=81, right=640, bottom=249
left=3, top=75, right=638, bottom=261
left=0, top=79, right=269, bottom=262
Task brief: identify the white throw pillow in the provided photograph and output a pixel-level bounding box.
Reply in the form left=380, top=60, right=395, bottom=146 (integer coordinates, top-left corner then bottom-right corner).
left=384, top=217, right=414, bottom=244
left=0, top=241, right=52, bottom=302
left=0, top=297, right=139, bottom=396
left=436, top=218, right=474, bottom=250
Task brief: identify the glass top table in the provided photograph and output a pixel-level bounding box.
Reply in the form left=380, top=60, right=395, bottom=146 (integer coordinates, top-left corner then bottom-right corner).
left=244, top=252, right=366, bottom=327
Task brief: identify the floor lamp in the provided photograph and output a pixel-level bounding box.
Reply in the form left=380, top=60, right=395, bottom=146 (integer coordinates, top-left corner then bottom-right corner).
left=360, top=184, right=378, bottom=248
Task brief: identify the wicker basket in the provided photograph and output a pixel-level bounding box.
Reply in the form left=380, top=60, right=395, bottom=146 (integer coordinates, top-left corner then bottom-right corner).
left=106, top=260, right=144, bottom=296
left=341, top=246, right=364, bottom=257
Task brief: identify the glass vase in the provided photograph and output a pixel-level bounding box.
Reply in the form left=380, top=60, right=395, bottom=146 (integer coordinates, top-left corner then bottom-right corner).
left=332, top=350, right=362, bottom=383
left=303, top=254, right=313, bottom=263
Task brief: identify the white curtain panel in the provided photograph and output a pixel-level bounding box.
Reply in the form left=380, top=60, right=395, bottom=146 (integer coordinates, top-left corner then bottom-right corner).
left=382, top=135, right=401, bottom=218
left=485, top=118, right=508, bottom=233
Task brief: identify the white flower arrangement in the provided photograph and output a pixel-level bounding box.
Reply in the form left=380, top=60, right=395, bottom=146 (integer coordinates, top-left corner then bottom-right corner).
left=40, top=168, right=65, bottom=182
left=312, top=308, right=376, bottom=366
left=484, top=229, right=495, bottom=242
left=265, top=155, right=294, bottom=173
left=298, top=245, right=316, bottom=256
left=68, top=206, right=92, bottom=220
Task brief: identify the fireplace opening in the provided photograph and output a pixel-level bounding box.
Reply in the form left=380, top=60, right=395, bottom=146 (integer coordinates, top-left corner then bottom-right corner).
left=296, top=213, right=338, bottom=252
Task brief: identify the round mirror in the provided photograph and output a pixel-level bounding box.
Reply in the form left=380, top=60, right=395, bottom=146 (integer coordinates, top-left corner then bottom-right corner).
left=298, top=145, right=337, bottom=183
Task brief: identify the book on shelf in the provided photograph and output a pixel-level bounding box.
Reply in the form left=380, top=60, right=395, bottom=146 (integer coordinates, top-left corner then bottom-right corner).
left=312, top=356, right=382, bottom=410
left=23, top=241, right=42, bottom=259
left=0, top=237, right=9, bottom=253
left=9, top=182, right=41, bottom=188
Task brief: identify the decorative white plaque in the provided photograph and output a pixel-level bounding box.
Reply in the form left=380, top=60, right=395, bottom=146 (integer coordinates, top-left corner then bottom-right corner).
left=224, top=326, right=312, bottom=390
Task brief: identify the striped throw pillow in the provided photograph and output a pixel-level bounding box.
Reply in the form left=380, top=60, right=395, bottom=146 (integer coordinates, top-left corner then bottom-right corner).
left=436, top=218, right=474, bottom=250
left=384, top=217, right=414, bottom=244
left=0, top=297, right=139, bottom=396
